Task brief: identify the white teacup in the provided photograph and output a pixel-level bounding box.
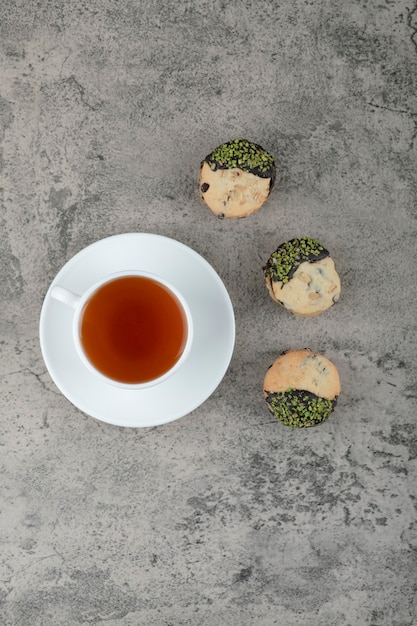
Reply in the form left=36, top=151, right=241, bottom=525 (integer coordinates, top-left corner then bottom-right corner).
left=50, top=270, right=193, bottom=390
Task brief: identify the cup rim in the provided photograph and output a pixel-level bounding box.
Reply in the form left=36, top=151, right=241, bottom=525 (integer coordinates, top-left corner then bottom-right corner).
left=72, top=270, right=193, bottom=390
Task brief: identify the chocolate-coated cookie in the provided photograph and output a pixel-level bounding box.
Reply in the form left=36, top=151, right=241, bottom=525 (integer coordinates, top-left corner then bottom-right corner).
left=264, top=237, right=341, bottom=316
left=263, top=348, right=341, bottom=427
left=199, top=138, right=276, bottom=218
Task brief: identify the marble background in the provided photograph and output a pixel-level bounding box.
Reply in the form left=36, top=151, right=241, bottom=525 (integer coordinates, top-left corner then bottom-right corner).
left=1, top=0, right=417, bottom=624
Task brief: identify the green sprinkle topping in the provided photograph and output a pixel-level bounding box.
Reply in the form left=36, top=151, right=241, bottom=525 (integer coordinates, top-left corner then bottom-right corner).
left=264, top=237, right=329, bottom=284
left=205, top=138, right=275, bottom=177
left=265, top=388, right=336, bottom=427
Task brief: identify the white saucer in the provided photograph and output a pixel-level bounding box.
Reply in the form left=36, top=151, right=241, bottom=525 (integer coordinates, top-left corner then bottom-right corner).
left=39, top=233, right=235, bottom=427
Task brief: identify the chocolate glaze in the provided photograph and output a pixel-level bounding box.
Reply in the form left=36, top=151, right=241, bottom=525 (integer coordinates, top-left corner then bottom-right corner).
left=266, top=389, right=338, bottom=406
left=204, top=157, right=276, bottom=186
left=265, top=389, right=338, bottom=427
left=264, top=241, right=330, bottom=284
left=202, top=139, right=276, bottom=185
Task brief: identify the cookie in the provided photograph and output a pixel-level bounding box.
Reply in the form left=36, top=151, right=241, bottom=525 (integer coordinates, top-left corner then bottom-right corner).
left=199, top=138, right=276, bottom=218
left=263, top=237, right=341, bottom=316
left=263, top=349, right=341, bottom=427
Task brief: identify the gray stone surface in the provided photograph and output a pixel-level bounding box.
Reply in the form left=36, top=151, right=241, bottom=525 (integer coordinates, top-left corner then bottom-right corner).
left=1, top=0, right=417, bottom=624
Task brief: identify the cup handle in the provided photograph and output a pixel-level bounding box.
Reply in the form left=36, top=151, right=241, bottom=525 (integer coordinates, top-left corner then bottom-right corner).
left=50, top=285, right=81, bottom=309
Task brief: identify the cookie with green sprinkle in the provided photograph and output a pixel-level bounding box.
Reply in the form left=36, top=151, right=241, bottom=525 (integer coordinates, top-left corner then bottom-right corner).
left=263, top=237, right=341, bottom=316
left=199, top=138, right=276, bottom=218
left=263, top=349, right=340, bottom=427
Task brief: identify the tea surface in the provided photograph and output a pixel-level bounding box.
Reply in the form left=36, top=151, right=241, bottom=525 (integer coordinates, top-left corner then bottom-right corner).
left=80, top=276, right=187, bottom=383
